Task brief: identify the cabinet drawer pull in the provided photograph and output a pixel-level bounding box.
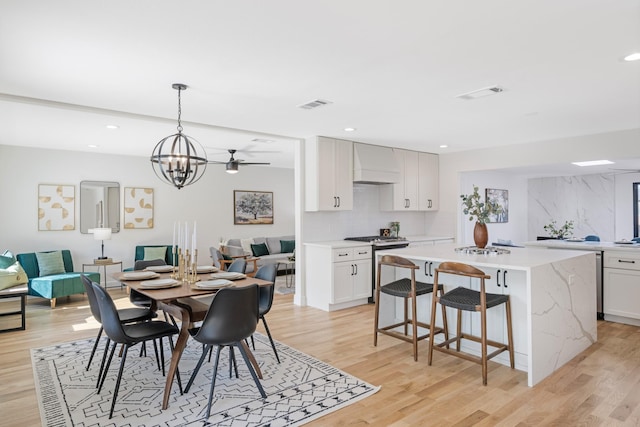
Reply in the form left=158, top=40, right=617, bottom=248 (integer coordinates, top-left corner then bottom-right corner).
left=338, top=253, right=349, bottom=257
left=357, top=251, right=368, bottom=255
left=496, top=269, right=501, bottom=287
left=503, top=270, right=508, bottom=288
left=618, top=259, right=636, bottom=264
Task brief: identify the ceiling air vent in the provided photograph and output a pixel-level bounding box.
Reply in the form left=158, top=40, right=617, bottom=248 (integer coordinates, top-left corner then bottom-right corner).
left=298, top=99, right=333, bottom=110
left=456, top=86, right=504, bottom=100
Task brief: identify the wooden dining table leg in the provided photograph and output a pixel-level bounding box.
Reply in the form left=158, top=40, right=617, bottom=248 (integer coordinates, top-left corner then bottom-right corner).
left=240, top=340, right=263, bottom=379
left=158, top=302, right=190, bottom=410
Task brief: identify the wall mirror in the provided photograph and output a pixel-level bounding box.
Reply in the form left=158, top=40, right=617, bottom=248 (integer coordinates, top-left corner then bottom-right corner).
left=80, top=181, right=120, bottom=234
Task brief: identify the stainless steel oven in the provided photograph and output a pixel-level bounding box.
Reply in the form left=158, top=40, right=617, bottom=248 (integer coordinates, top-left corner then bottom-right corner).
left=344, top=236, right=410, bottom=303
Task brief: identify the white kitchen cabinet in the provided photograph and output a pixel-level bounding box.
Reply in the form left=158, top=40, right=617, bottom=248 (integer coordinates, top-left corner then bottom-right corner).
left=418, top=152, right=439, bottom=211
left=305, top=136, right=353, bottom=211
left=380, top=148, right=419, bottom=210
left=380, top=149, right=439, bottom=211
left=603, top=250, right=640, bottom=324
left=305, top=243, right=372, bottom=311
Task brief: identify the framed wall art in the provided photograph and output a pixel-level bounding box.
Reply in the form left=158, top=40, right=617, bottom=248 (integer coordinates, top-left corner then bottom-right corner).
left=38, top=184, right=75, bottom=231
left=124, top=187, right=154, bottom=229
left=486, top=188, right=509, bottom=223
left=234, top=190, right=274, bottom=225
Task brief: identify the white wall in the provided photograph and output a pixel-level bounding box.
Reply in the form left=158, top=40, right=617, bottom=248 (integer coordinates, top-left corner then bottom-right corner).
left=459, top=172, right=529, bottom=245
left=1, top=145, right=294, bottom=276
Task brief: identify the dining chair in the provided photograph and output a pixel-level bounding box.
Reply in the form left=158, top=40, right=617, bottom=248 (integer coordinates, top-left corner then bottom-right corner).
left=250, top=263, right=280, bottom=363
left=374, top=255, right=447, bottom=361
left=226, top=258, right=247, bottom=273
left=184, top=284, right=266, bottom=420
left=91, top=281, right=180, bottom=419
left=130, top=258, right=168, bottom=309
left=428, top=261, right=514, bottom=385
left=81, top=275, right=158, bottom=383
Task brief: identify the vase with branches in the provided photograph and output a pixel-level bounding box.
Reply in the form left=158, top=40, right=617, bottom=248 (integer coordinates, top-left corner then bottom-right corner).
left=460, top=185, right=502, bottom=248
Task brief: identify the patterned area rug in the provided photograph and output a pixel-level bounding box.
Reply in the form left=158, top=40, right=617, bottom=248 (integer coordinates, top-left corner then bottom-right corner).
left=31, top=333, right=378, bottom=426
left=275, top=275, right=295, bottom=295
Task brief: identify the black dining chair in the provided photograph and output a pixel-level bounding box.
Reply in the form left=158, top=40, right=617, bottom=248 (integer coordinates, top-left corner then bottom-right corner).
left=184, top=284, right=266, bottom=420
left=91, top=281, right=181, bottom=419
left=81, top=275, right=158, bottom=382
left=250, top=263, right=280, bottom=363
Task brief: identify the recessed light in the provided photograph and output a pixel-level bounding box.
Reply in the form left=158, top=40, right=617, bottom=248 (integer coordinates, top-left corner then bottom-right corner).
left=439, top=145, right=448, bottom=148
left=251, top=138, right=275, bottom=144
left=105, top=124, right=119, bottom=130
left=344, top=127, right=356, bottom=132
left=624, top=52, right=640, bottom=62
left=571, top=160, right=614, bottom=167
left=87, top=144, right=99, bottom=148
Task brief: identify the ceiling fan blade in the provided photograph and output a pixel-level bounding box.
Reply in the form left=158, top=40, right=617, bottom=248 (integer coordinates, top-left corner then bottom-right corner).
left=238, top=162, right=271, bottom=166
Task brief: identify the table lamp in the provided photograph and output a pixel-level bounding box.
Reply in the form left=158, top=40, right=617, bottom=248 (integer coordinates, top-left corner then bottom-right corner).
left=92, top=227, right=112, bottom=261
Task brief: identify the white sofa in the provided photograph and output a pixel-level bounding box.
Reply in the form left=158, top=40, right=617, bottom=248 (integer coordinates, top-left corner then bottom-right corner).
left=211, top=235, right=295, bottom=274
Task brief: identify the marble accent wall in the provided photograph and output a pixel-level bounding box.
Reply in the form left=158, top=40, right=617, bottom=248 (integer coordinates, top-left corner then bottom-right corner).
left=528, top=174, right=615, bottom=241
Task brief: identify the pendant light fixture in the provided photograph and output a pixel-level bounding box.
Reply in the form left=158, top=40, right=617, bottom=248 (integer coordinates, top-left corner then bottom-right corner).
left=150, top=83, right=207, bottom=189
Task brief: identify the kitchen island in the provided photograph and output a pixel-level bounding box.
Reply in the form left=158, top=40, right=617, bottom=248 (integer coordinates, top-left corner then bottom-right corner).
left=376, top=243, right=597, bottom=387
left=526, top=239, right=640, bottom=326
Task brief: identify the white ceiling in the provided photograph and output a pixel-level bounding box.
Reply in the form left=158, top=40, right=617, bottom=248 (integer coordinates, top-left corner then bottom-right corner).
left=1, top=1, right=639, bottom=173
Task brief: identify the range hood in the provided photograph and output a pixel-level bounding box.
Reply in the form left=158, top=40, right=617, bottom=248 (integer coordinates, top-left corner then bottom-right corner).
left=353, top=143, right=400, bottom=184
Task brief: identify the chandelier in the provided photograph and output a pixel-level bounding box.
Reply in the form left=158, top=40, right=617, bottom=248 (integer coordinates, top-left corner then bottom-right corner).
left=150, top=83, right=207, bottom=189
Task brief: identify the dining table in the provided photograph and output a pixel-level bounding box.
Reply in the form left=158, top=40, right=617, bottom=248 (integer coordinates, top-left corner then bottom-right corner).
left=112, top=269, right=273, bottom=410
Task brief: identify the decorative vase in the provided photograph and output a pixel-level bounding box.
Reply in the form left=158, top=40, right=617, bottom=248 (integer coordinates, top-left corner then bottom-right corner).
left=474, top=222, right=488, bottom=248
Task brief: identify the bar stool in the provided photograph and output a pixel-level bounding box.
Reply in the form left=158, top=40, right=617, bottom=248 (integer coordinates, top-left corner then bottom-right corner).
left=374, top=255, right=447, bottom=361
left=427, top=261, right=514, bottom=385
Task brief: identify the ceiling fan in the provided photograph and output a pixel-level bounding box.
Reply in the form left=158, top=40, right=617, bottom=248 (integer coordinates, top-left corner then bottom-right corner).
left=208, top=149, right=271, bottom=174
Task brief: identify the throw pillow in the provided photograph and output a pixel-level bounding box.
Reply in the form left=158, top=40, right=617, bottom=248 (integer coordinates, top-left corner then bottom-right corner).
left=240, top=238, right=255, bottom=255
left=251, top=243, right=270, bottom=257
left=0, top=260, right=28, bottom=290
left=143, top=246, right=167, bottom=261
left=35, top=251, right=66, bottom=276
left=0, top=250, right=16, bottom=269
left=280, top=240, right=295, bottom=253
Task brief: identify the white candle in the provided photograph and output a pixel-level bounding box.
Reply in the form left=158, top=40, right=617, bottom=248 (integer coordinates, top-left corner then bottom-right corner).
left=192, top=221, right=197, bottom=259
left=172, top=221, right=176, bottom=250
left=184, top=221, right=189, bottom=258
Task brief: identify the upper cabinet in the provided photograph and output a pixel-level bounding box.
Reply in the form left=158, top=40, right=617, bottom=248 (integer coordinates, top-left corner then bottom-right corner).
left=380, top=149, right=438, bottom=211
left=305, top=136, right=354, bottom=211
left=418, top=152, right=439, bottom=211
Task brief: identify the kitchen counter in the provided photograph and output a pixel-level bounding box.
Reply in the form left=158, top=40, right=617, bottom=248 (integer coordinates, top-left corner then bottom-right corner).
left=376, top=243, right=596, bottom=387
left=524, top=239, right=640, bottom=252
left=379, top=243, right=592, bottom=270
left=304, top=240, right=374, bottom=249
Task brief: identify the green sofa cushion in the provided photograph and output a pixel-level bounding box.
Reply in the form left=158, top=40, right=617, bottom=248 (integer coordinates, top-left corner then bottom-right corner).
left=280, top=240, right=295, bottom=253
left=143, top=246, right=167, bottom=261
left=251, top=243, right=270, bottom=257
left=35, top=251, right=66, bottom=276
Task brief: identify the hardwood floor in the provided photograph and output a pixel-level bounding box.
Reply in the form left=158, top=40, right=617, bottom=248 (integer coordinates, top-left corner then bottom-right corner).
left=2, top=290, right=640, bottom=426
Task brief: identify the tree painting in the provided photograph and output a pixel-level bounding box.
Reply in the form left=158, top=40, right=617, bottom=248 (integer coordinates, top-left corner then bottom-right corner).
left=234, top=191, right=274, bottom=224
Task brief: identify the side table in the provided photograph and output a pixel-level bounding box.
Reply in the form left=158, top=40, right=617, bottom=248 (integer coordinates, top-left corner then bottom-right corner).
left=82, top=260, right=123, bottom=289
left=278, top=259, right=295, bottom=287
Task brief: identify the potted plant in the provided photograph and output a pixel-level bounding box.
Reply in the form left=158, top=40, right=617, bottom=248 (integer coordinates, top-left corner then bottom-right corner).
left=543, top=220, right=574, bottom=239
left=460, top=185, right=502, bottom=248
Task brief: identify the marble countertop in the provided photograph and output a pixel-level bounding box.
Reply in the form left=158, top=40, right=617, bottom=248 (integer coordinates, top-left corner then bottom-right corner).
left=376, top=243, right=594, bottom=270
left=404, top=235, right=454, bottom=242
left=303, top=240, right=374, bottom=249
left=524, top=240, right=640, bottom=252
